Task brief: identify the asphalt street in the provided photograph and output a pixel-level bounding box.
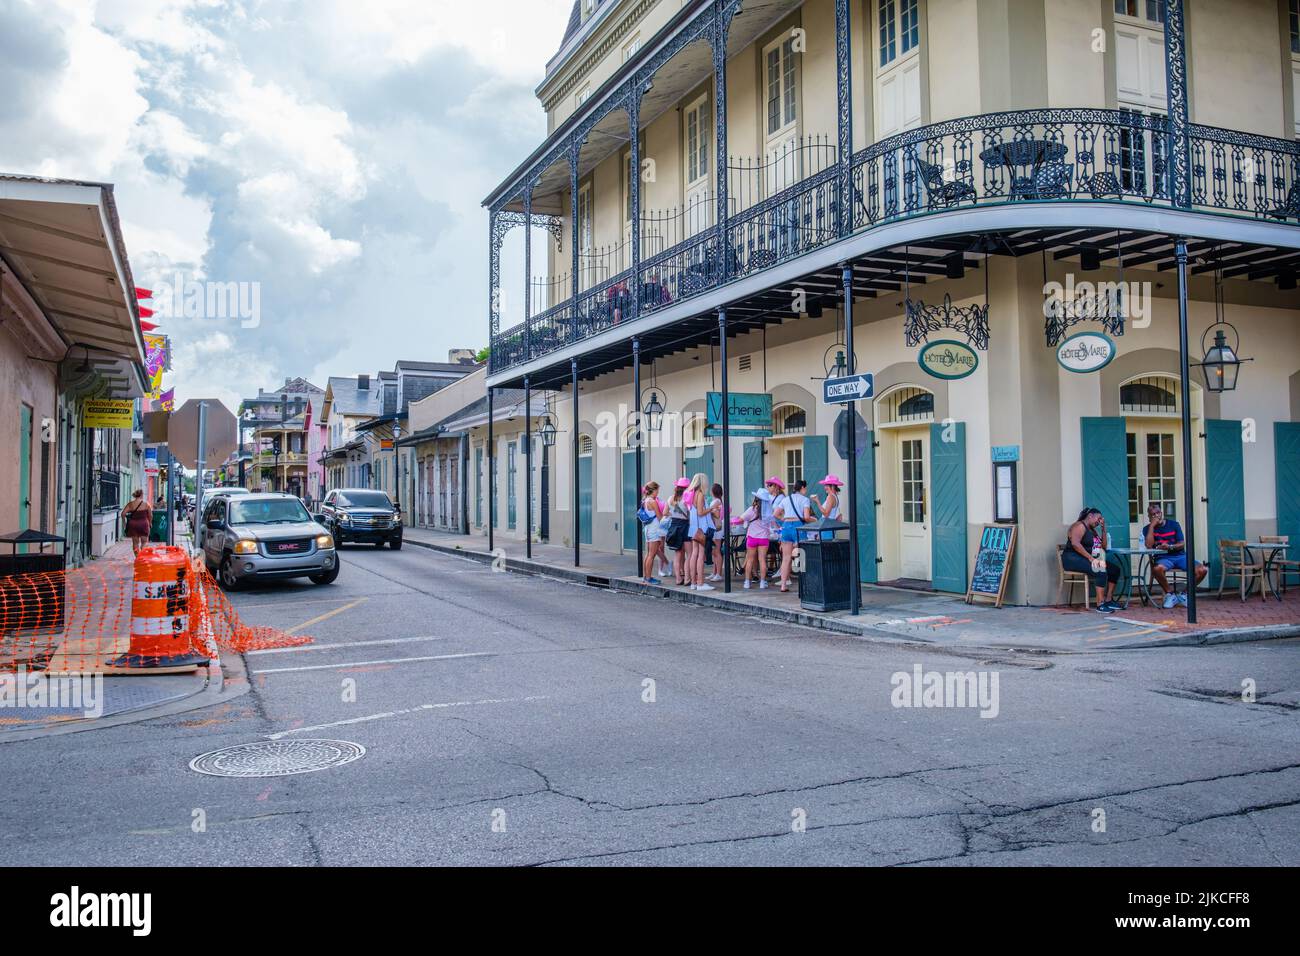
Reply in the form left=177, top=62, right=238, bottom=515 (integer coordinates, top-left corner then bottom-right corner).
left=1, top=542, right=1298, bottom=865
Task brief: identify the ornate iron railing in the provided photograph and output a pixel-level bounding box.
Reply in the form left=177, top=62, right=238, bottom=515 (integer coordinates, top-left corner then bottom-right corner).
left=493, top=108, right=1300, bottom=375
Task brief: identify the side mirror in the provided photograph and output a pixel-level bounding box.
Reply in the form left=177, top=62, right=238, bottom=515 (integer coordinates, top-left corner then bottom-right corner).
left=206, top=518, right=221, bottom=530
left=315, top=515, right=328, bottom=526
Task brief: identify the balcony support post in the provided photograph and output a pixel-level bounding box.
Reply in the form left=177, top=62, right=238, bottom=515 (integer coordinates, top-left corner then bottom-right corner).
left=842, top=262, right=860, bottom=616
left=629, top=88, right=643, bottom=321
left=569, top=139, right=581, bottom=343
left=1174, top=238, right=1198, bottom=624
left=572, top=358, right=581, bottom=568
left=835, top=0, right=853, bottom=235
left=523, top=183, right=532, bottom=361
left=711, top=0, right=741, bottom=283
left=633, top=337, right=643, bottom=578
left=524, top=374, right=532, bottom=560
left=487, top=386, right=494, bottom=554
left=1163, top=0, right=1191, bottom=209
left=718, top=309, right=731, bottom=595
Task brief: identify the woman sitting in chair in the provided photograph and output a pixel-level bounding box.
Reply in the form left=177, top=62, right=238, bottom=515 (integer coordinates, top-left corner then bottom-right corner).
left=1064, top=507, right=1124, bottom=613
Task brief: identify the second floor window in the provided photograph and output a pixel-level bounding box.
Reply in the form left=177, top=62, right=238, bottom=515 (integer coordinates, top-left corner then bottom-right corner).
left=765, top=36, right=797, bottom=137
left=685, top=94, right=711, bottom=187
left=575, top=85, right=592, bottom=108
left=1291, top=0, right=1299, bottom=54
left=1115, top=0, right=1165, bottom=23
left=879, top=0, right=919, bottom=67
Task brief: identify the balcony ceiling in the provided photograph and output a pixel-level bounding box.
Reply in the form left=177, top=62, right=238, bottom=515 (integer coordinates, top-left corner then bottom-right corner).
left=498, top=225, right=1300, bottom=392
left=515, top=0, right=802, bottom=215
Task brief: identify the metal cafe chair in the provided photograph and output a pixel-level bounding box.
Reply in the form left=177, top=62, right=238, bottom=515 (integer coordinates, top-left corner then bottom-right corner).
left=1057, top=544, right=1091, bottom=609
left=1215, top=539, right=1263, bottom=603
left=1260, top=535, right=1298, bottom=594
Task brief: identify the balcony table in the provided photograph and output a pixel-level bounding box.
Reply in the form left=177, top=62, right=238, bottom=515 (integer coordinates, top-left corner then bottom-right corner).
left=978, top=139, right=1069, bottom=200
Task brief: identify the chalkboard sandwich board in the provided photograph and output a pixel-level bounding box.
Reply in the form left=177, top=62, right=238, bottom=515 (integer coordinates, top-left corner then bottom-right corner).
left=966, top=524, right=1017, bottom=608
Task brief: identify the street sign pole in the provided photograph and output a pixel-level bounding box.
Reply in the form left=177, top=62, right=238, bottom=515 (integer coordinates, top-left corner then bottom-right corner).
left=842, top=264, right=860, bottom=615
left=194, top=401, right=207, bottom=553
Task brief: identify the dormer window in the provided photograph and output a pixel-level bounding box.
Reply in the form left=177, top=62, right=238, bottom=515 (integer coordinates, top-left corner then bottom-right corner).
left=581, top=0, right=596, bottom=23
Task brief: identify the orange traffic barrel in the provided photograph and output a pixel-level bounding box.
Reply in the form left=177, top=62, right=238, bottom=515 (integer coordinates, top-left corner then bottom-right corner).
left=108, top=545, right=210, bottom=670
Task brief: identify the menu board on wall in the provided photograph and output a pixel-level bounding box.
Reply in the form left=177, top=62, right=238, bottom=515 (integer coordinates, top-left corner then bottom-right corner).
left=966, top=524, right=1017, bottom=608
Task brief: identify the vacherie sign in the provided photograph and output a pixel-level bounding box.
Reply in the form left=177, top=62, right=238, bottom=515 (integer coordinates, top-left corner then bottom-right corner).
left=918, top=340, right=979, bottom=380
left=706, top=391, right=772, bottom=438
left=1056, top=332, right=1116, bottom=373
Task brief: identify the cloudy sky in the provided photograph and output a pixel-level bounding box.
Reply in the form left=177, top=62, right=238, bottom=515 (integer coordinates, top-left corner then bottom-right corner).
left=1, top=0, right=572, bottom=411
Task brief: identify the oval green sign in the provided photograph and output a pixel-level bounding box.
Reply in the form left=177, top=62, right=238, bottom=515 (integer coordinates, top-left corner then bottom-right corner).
left=918, top=339, right=979, bottom=380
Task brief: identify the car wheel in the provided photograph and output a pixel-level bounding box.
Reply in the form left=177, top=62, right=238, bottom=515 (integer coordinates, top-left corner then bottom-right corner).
left=218, top=555, right=243, bottom=591
left=389, top=538, right=402, bottom=550
left=310, top=563, right=340, bottom=585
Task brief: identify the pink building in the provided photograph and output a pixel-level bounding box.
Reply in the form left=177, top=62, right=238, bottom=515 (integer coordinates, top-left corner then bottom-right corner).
left=305, top=392, right=328, bottom=507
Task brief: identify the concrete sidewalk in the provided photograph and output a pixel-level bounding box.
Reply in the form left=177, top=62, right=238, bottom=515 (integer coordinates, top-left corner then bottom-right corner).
left=403, top=526, right=1300, bottom=652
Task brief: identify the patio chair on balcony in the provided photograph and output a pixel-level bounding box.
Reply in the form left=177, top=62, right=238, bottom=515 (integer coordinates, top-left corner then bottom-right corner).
left=1266, top=181, right=1300, bottom=221
left=1080, top=171, right=1123, bottom=199
left=1030, top=161, right=1074, bottom=199
left=916, top=159, right=977, bottom=210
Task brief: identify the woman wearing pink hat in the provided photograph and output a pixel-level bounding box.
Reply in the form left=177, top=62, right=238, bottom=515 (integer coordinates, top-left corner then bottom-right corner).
left=810, top=474, right=843, bottom=541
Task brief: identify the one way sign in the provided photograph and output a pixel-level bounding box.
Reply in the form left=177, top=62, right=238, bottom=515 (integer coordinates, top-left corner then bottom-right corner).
left=822, top=373, right=874, bottom=404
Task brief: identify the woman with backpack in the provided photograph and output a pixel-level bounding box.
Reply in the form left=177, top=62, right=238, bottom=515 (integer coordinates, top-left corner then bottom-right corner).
left=640, top=481, right=665, bottom=584
left=664, top=478, right=691, bottom=585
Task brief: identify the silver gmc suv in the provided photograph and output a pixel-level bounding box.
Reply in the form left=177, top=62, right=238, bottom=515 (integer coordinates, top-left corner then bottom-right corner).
left=200, top=492, right=339, bottom=590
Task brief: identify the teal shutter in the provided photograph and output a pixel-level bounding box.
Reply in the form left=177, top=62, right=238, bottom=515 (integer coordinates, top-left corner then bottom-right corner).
left=743, top=441, right=764, bottom=505
left=578, top=455, right=593, bottom=545
left=1276, top=422, right=1300, bottom=545
left=1205, top=419, right=1246, bottom=586
left=803, top=435, right=828, bottom=494
left=475, top=448, right=482, bottom=526
left=684, top=443, right=713, bottom=481
left=1081, top=417, right=1130, bottom=548
left=930, top=421, right=968, bottom=594
left=856, top=432, right=877, bottom=583
left=622, top=450, right=639, bottom=550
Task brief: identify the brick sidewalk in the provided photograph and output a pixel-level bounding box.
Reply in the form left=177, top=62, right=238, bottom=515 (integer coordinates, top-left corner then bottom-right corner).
left=1097, top=587, right=1299, bottom=633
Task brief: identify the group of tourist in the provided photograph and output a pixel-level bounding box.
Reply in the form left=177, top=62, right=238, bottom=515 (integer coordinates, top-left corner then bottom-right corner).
left=637, top=473, right=845, bottom=592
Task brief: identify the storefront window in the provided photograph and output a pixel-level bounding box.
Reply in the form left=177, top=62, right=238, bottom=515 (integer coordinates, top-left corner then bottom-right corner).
left=1120, top=375, right=1179, bottom=414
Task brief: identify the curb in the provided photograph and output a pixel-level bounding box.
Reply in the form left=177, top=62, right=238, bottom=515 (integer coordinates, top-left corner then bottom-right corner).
left=0, top=650, right=250, bottom=743
left=405, top=534, right=1298, bottom=652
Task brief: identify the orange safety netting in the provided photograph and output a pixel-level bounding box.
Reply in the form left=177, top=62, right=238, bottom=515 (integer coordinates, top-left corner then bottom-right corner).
left=0, top=546, right=310, bottom=674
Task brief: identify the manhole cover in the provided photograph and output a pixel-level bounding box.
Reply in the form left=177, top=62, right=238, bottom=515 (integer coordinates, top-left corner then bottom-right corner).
left=189, top=739, right=366, bottom=777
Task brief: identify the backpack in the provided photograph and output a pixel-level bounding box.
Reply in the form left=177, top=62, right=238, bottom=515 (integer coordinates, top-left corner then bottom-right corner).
left=636, top=506, right=655, bottom=524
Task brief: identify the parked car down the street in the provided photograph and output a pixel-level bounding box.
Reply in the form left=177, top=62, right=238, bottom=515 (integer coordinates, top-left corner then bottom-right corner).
left=319, top=488, right=403, bottom=549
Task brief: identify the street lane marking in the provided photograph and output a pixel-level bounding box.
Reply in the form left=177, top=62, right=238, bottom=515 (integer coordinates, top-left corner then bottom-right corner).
left=247, top=636, right=448, bottom=655
left=286, top=597, right=368, bottom=634
left=264, top=695, right=550, bottom=739
left=250, top=652, right=494, bottom=675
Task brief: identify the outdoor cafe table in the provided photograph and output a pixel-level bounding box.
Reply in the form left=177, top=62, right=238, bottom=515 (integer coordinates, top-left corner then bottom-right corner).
left=1244, top=540, right=1289, bottom=602
left=1107, top=546, right=1167, bottom=606
left=978, top=139, right=1068, bottom=199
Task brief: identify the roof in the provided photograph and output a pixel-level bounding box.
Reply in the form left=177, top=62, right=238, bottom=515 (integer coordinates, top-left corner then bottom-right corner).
left=435, top=389, right=544, bottom=434
left=325, top=376, right=382, bottom=417
left=395, top=360, right=481, bottom=373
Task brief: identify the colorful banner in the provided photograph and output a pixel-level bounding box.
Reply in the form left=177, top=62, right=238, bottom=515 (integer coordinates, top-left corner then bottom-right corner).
left=83, top=398, right=134, bottom=429
left=144, top=447, right=159, bottom=475
left=144, top=333, right=167, bottom=376
left=159, top=388, right=175, bottom=412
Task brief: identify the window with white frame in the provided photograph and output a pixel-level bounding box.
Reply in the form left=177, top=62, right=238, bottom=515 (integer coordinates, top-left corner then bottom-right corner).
left=879, top=0, right=919, bottom=67
left=1114, top=0, right=1165, bottom=23
left=876, top=385, right=935, bottom=427
left=1291, top=0, right=1300, bottom=136
left=1113, top=0, right=1166, bottom=111
left=623, top=34, right=641, bottom=62
left=575, top=85, right=592, bottom=108
left=764, top=36, right=797, bottom=139
left=874, top=0, right=922, bottom=138
left=772, top=404, right=807, bottom=436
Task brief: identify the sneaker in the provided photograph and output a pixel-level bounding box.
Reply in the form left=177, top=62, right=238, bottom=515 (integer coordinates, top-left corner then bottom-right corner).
left=1176, top=593, right=1189, bottom=607
left=647, top=577, right=661, bottom=585
left=742, top=580, right=751, bottom=589
left=696, top=583, right=715, bottom=592
left=708, top=573, right=722, bottom=582
left=1162, top=593, right=1177, bottom=609
left=1096, top=604, right=1116, bottom=614
left=759, top=580, right=769, bottom=589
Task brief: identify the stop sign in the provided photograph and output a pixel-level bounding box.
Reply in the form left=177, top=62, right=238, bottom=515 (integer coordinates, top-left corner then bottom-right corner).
left=169, top=399, right=238, bottom=469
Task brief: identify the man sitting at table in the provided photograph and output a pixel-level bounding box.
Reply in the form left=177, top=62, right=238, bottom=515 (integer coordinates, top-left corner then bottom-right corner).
left=1143, top=503, right=1208, bottom=609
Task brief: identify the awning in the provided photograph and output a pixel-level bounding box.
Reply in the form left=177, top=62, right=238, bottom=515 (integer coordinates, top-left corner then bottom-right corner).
left=0, top=174, right=147, bottom=397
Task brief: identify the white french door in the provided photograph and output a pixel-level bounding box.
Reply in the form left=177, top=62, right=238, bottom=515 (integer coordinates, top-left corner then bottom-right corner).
left=762, top=35, right=798, bottom=200
left=874, top=0, right=922, bottom=140
left=898, top=431, right=930, bottom=580
left=1126, top=425, right=1180, bottom=546
left=683, top=93, right=713, bottom=237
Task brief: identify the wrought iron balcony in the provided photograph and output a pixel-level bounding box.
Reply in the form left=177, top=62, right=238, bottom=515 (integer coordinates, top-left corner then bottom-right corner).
left=490, top=108, right=1300, bottom=376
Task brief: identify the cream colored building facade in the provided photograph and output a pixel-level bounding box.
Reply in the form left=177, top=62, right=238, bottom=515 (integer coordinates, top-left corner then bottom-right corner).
left=484, top=0, right=1300, bottom=606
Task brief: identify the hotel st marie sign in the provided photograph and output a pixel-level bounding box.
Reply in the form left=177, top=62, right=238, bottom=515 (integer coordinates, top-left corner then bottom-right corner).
left=1056, top=332, right=1116, bottom=373
left=918, top=340, right=979, bottom=380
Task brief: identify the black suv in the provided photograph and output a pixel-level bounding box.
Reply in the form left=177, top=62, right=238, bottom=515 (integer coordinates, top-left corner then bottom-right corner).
left=320, top=489, right=403, bottom=549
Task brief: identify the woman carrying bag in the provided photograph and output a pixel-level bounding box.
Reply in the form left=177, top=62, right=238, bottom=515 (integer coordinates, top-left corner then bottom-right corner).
left=664, top=478, right=691, bottom=585
left=121, top=489, right=152, bottom=556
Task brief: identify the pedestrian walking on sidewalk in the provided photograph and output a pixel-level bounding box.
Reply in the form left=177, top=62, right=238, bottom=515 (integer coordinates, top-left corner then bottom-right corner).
left=665, top=478, right=691, bottom=585
left=122, top=489, right=152, bottom=556
left=706, top=483, right=725, bottom=582
left=640, top=482, right=665, bottom=584
left=733, top=490, right=772, bottom=589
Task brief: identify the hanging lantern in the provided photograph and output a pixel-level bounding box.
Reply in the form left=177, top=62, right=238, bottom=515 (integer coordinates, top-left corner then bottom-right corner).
left=642, top=391, right=665, bottom=433
left=539, top=416, right=557, bottom=448
left=1198, top=325, right=1247, bottom=392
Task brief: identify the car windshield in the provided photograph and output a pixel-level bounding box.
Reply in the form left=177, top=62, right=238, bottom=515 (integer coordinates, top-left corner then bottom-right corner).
left=337, top=491, right=393, bottom=509
left=229, top=498, right=311, bottom=525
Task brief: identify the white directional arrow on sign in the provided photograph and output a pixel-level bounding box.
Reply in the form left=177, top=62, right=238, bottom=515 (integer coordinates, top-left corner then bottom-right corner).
left=822, top=373, right=875, bottom=404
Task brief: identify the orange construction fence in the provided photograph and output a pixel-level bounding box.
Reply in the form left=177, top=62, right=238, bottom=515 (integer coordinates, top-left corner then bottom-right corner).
left=0, top=546, right=311, bottom=674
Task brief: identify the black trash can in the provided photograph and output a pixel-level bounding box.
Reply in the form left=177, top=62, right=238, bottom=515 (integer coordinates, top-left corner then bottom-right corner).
left=0, top=529, right=68, bottom=632
left=797, top=516, right=853, bottom=612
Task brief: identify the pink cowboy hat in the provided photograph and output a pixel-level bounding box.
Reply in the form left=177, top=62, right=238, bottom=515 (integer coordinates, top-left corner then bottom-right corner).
left=819, top=474, right=844, bottom=488
left=674, top=477, right=690, bottom=488
left=765, top=475, right=786, bottom=490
